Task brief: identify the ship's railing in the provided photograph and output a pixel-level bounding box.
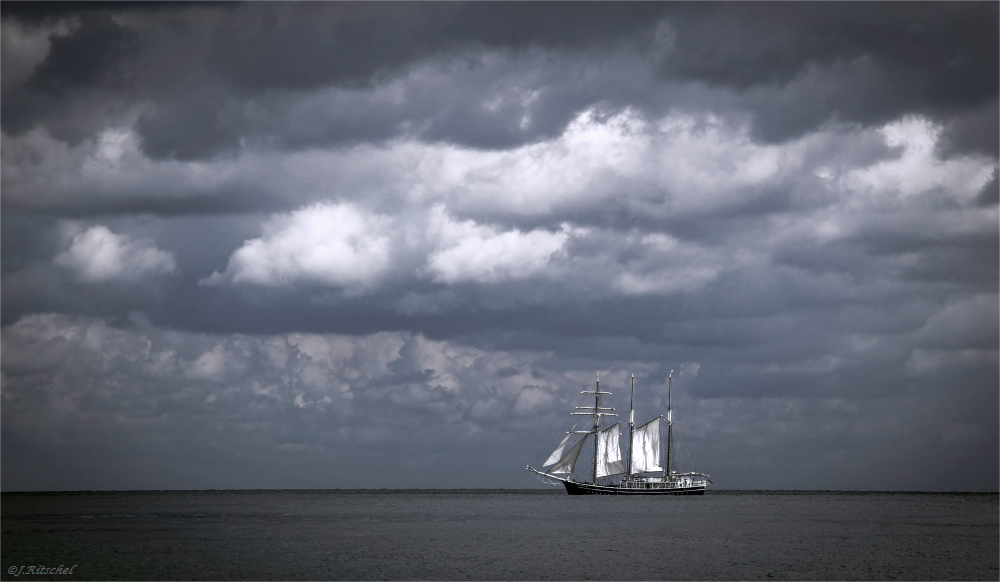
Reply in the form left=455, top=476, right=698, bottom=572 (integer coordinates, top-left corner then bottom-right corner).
left=618, top=476, right=707, bottom=489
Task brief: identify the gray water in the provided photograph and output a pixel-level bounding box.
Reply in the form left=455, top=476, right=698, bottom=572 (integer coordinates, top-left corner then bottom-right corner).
left=2, top=490, right=996, bottom=580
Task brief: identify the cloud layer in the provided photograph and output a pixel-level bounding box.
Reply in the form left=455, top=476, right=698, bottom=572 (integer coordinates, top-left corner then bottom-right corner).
left=4, top=312, right=994, bottom=491
left=2, top=2, right=996, bottom=491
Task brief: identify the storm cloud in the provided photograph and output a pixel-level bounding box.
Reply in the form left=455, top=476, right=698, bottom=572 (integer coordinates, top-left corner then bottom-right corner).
left=2, top=2, right=996, bottom=491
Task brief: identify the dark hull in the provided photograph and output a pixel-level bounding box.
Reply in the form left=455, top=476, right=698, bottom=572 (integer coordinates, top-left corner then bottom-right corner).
left=562, top=480, right=706, bottom=495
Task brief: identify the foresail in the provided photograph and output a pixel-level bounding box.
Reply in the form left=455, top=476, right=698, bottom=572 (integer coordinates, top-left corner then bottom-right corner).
left=543, top=420, right=580, bottom=467
left=544, top=433, right=574, bottom=467
left=548, top=435, right=588, bottom=474
left=630, top=417, right=662, bottom=473
left=595, top=422, right=625, bottom=477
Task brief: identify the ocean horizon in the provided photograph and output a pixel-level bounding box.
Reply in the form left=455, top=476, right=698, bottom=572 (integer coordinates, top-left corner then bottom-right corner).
left=3, top=487, right=998, bottom=494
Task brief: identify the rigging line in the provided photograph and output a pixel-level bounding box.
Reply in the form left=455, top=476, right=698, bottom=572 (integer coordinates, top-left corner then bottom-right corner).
left=630, top=372, right=673, bottom=417
left=635, top=373, right=696, bottom=462
left=677, top=424, right=697, bottom=473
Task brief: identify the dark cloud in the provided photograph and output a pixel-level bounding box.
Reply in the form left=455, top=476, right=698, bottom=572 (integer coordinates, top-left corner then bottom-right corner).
left=205, top=3, right=454, bottom=93
left=976, top=169, right=999, bottom=207
left=28, top=12, right=137, bottom=94
left=938, top=102, right=1000, bottom=159
left=204, top=2, right=671, bottom=93
left=2, top=13, right=137, bottom=141
left=0, top=212, right=61, bottom=274
left=0, top=1, right=180, bottom=26
left=135, top=85, right=245, bottom=160
left=662, top=3, right=997, bottom=115
left=3, top=2, right=996, bottom=160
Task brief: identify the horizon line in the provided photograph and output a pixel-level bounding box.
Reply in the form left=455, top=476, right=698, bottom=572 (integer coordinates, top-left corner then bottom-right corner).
left=3, top=488, right=997, bottom=494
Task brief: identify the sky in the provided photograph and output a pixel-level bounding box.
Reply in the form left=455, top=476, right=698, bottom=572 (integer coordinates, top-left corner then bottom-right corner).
left=1, top=2, right=997, bottom=492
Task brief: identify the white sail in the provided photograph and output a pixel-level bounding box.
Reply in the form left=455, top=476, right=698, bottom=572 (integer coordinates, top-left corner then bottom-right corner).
left=543, top=421, right=580, bottom=467
left=630, top=417, right=662, bottom=473
left=548, top=436, right=588, bottom=474
left=544, top=432, right=575, bottom=467
left=595, top=422, right=625, bottom=477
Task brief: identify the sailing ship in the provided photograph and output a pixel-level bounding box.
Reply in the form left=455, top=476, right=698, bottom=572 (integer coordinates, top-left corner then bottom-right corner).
left=527, top=370, right=712, bottom=495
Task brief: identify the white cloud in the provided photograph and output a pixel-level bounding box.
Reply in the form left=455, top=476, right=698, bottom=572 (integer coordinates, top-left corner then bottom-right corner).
left=204, top=203, right=393, bottom=290
left=394, top=108, right=653, bottom=217
left=54, top=225, right=177, bottom=283
left=208, top=203, right=571, bottom=290
left=426, top=206, right=568, bottom=284
left=848, top=116, right=996, bottom=201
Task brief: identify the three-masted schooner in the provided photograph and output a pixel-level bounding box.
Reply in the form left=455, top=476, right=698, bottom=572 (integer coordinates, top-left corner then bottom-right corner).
left=526, top=371, right=712, bottom=495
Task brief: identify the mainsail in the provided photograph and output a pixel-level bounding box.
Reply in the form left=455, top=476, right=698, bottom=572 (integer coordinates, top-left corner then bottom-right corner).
left=595, top=422, right=625, bottom=477
left=548, top=436, right=588, bottom=474
left=630, top=417, right=662, bottom=473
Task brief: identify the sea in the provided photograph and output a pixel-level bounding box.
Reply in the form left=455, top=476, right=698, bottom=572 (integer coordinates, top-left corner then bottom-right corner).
left=1, top=489, right=997, bottom=581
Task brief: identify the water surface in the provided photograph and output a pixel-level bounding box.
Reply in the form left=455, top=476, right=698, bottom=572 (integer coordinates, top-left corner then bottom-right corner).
left=2, top=490, right=996, bottom=580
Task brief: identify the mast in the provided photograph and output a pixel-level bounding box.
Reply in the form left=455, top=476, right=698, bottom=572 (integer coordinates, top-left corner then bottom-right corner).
left=664, top=369, right=675, bottom=480
left=571, top=370, right=615, bottom=484
left=626, top=374, right=634, bottom=479
left=592, top=372, right=601, bottom=483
